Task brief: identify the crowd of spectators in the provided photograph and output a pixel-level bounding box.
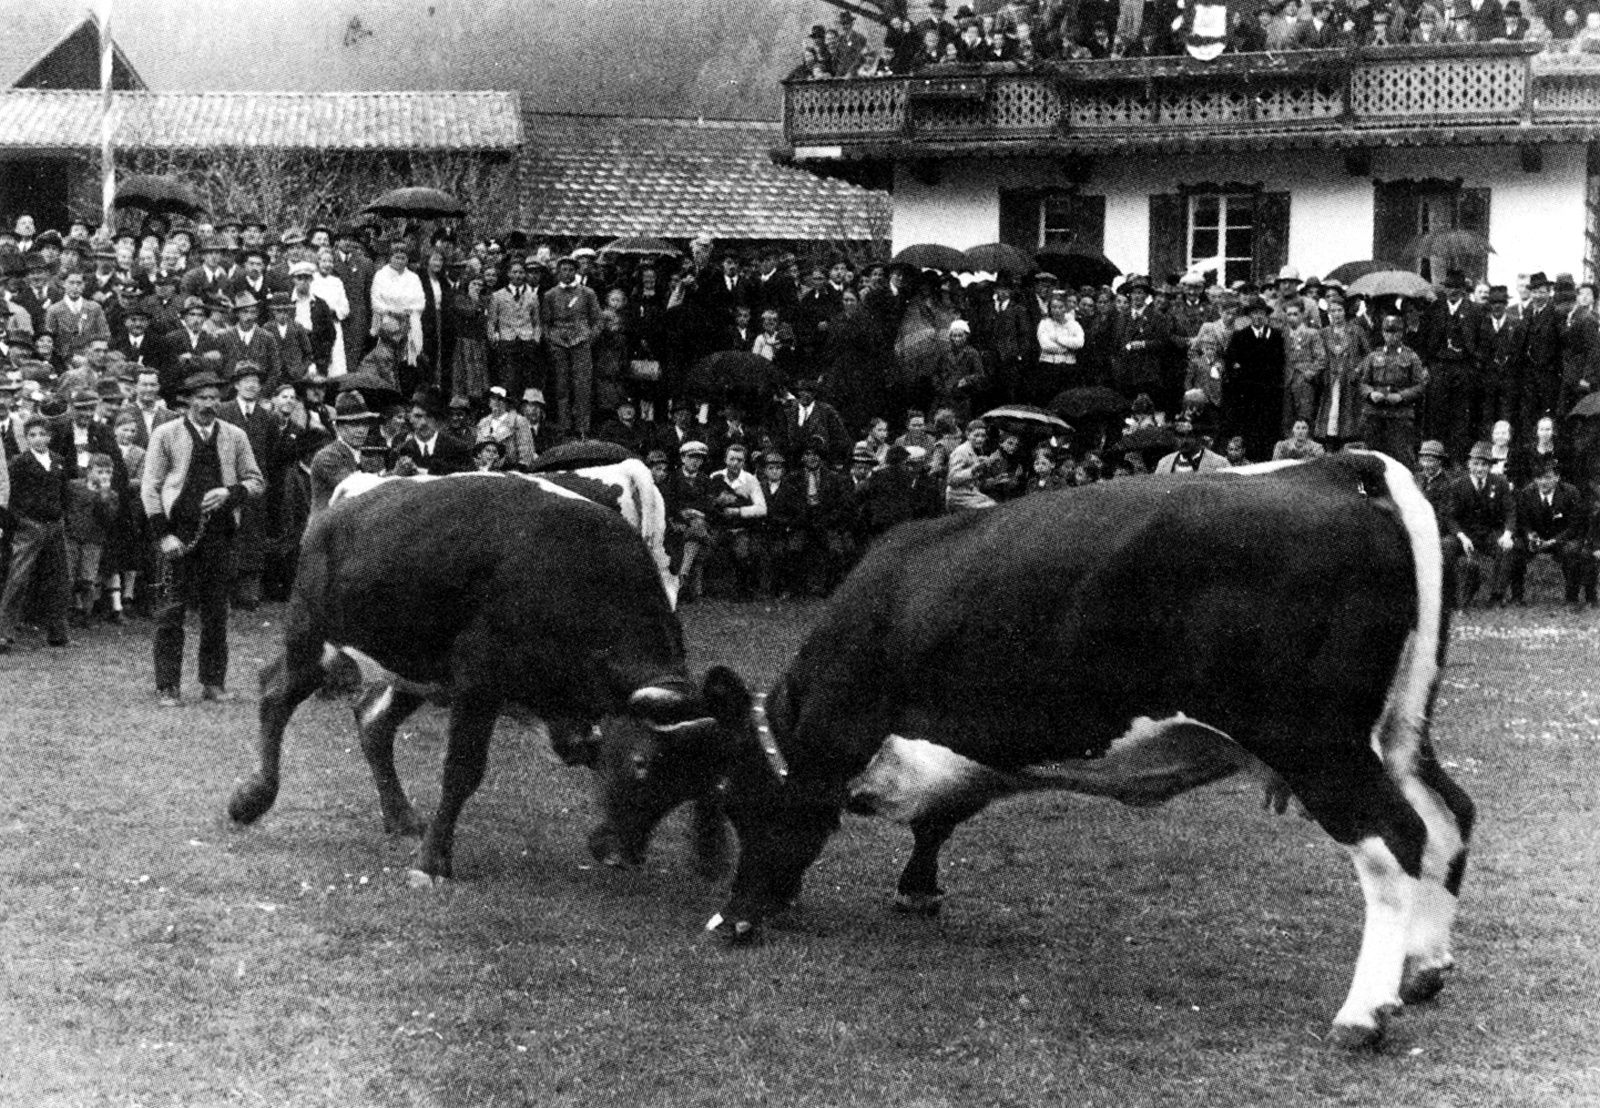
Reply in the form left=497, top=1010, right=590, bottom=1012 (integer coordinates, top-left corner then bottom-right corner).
left=790, top=0, right=1600, bottom=77
left=3, top=205, right=1599, bottom=648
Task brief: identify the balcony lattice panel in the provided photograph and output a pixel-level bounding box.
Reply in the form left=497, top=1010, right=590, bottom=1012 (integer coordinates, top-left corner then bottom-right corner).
left=1350, top=56, right=1526, bottom=119
left=789, top=81, right=905, bottom=139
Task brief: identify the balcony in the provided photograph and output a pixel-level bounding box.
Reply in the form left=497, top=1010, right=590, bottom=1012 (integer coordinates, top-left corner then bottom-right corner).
left=784, top=43, right=1600, bottom=159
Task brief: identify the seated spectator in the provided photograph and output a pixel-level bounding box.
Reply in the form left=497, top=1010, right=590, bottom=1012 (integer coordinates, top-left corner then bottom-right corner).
left=979, top=430, right=1028, bottom=501
left=1154, top=417, right=1231, bottom=473
left=1366, top=6, right=1403, bottom=42
left=666, top=440, right=714, bottom=600
left=595, top=397, right=649, bottom=456
left=1266, top=0, right=1308, bottom=47
left=707, top=443, right=766, bottom=598
left=1273, top=418, right=1327, bottom=460
left=1024, top=444, right=1071, bottom=493
left=794, top=437, right=856, bottom=595
left=895, top=410, right=935, bottom=452
left=946, top=418, right=998, bottom=509
left=1497, top=0, right=1529, bottom=38
left=855, top=417, right=892, bottom=468
left=1507, top=458, right=1588, bottom=608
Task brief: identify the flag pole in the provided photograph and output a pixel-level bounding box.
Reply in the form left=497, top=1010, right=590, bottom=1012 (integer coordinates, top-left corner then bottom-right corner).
left=97, top=0, right=116, bottom=235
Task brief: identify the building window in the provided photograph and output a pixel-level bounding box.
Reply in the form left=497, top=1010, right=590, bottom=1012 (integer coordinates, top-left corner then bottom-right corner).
left=1187, top=193, right=1254, bottom=287
left=1041, top=195, right=1084, bottom=248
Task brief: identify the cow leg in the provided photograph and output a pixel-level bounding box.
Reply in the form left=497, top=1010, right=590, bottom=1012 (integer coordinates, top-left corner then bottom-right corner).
left=710, top=801, right=842, bottom=944
left=1398, top=749, right=1475, bottom=1005
left=414, top=694, right=501, bottom=881
left=228, top=643, right=326, bottom=825
left=1287, top=756, right=1428, bottom=1050
left=353, top=683, right=429, bottom=836
left=893, top=818, right=957, bottom=916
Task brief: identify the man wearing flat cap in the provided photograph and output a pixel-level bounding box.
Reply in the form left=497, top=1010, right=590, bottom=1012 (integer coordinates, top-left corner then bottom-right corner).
left=141, top=368, right=265, bottom=705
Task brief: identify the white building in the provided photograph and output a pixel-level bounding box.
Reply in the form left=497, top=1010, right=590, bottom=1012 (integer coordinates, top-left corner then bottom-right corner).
left=785, top=44, right=1600, bottom=288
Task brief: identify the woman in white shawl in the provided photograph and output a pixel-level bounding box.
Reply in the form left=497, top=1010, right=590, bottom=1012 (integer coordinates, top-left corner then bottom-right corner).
left=311, top=246, right=350, bottom=377
left=368, top=240, right=425, bottom=367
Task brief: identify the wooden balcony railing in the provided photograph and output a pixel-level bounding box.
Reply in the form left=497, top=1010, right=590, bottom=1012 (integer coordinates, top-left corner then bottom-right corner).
left=785, top=43, right=1600, bottom=150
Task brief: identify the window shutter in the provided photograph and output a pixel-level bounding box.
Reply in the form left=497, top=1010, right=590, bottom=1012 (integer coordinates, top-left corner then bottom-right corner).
left=1456, top=187, right=1492, bottom=283
left=999, top=188, right=1042, bottom=251
left=1251, top=191, right=1291, bottom=285
left=1372, top=180, right=1418, bottom=265
left=1148, top=193, right=1186, bottom=283
left=1075, top=194, right=1107, bottom=256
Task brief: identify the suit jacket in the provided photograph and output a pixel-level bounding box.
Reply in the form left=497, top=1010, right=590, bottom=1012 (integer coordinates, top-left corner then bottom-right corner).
left=1522, top=303, right=1561, bottom=373
left=111, top=330, right=159, bottom=368
left=13, top=284, right=53, bottom=335
left=1448, top=473, right=1515, bottom=541
left=217, top=398, right=281, bottom=488
left=972, top=295, right=1034, bottom=363
left=267, top=321, right=316, bottom=385
left=541, top=282, right=601, bottom=349
left=290, top=293, right=340, bottom=370
left=749, top=270, right=798, bottom=319
left=487, top=284, right=540, bottom=342
left=781, top=399, right=851, bottom=466
left=1416, top=468, right=1460, bottom=539
left=180, top=265, right=233, bottom=302
left=153, top=327, right=224, bottom=399
left=1423, top=299, right=1482, bottom=369
left=1516, top=481, right=1584, bottom=544
left=1114, top=308, right=1176, bottom=395
left=44, top=297, right=110, bottom=352
left=394, top=431, right=473, bottom=476
left=49, top=418, right=124, bottom=483
left=217, top=326, right=282, bottom=383
left=6, top=449, right=71, bottom=522
left=140, top=416, right=266, bottom=537
left=1559, top=306, right=1600, bottom=392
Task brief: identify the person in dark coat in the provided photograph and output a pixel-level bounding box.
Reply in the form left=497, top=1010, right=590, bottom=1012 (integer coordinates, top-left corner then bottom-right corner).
left=1222, top=296, right=1286, bottom=462
left=216, top=293, right=282, bottom=385
left=392, top=389, right=473, bottom=476
left=333, top=229, right=376, bottom=370
left=1476, top=284, right=1525, bottom=432
left=755, top=446, right=807, bottom=597
left=1420, top=270, right=1482, bottom=462
left=819, top=291, right=887, bottom=438
left=264, top=294, right=315, bottom=388
left=781, top=377, right=851, bottom=467
left=595, top=397, right=651, bottom=457
left=793, top=435, right=857, bottom=594
left=215, top=361, right=279, bottom=609
left=1447, top=440, right=1516, bottom=607
left=154, top=297, right=223, bottom=403
left=1507, top=457, right=1588, bottom=606
left=1113, top=275, right=1178, bottom=412
left=971, top=274, right=1035, bottom=407
left=0, top=416, right=72, bottom=650
left=1519, top=272, right=1561, bottom=428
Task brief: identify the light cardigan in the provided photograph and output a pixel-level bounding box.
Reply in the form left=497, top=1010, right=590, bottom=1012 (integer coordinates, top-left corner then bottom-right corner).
left=139, top=417, right=265, bottom=539
left=369, top=263, right=426, bottom=363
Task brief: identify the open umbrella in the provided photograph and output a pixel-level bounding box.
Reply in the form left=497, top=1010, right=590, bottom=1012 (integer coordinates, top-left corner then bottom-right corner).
left=1569, top=392, right=1600, bottom=420
left=361, top=187, right=467, bottom=220
left=1346, top=270, right=1436, bottom=300
left=331, top=368, right=405, bottom=410
left=1403, top=229, right=1494, bottom=261
left=1051, top=385, right=1129, bottom=421
left=599, top=236, right=682, bottom=259
left=1035, top=247, right=1121, bottom=289
left=112, top=174, right=207, bottom=218
left=891, top=243, right=970, bottom=272
left=964, top=242, right=1036, bottom=277
left=1323, top=259, right=1390, bottom=287
left=980, top=404, right=1073, bottom=436
left=1108, top=424, right=1177, bottom=457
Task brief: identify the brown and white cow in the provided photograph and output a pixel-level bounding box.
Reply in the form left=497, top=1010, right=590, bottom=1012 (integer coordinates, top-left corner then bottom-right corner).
left=602, top=451, right=1475, bottom=1049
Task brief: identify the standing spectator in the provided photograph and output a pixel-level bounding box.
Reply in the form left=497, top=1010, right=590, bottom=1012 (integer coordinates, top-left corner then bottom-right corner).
left=782, top=377, right=851, bottom=466
left=64, top=451, right=118, bottom=624
left=833, top=9, right=870, bottom=74
left=1313, top=294, right=1372, bottom=448
left=1476, top=284, right=1523, bottom=431
left=333, top=228, right=376, bottom=370
left=1558, top=276, right=1600, bottom=419
left=394, top=389, right=473, bottom=476
left=1282, top=300, right=1328, bottom=433
left=45, top=270, right=109, bottom=356
left=755, top=447, right=804, bottom=597
left=933, top=319, right=987, bottom=423
left=264, top=293, right=314, bottom=386
left=1421, top=269, right=1482, bottom=460
left=1357, top=314, right=1426, bottom=466
left=217, top=293, right=281, bottom=385
left=1507, top=457, right=1587, bottom=607
left=419, top=248, right=456, bottom=394
left=308, top=252, right=350, bottom=377
left=283, top=262, right=338, bottom=377
left=308, top=392, right=380, bottom=517
left=216, top=361, right=278, bottom=610
left=141, top=369, right=265, bottom=705
left=0, top=416, right=72, bottom=651
left=973, top=275, right=1034, bottom=406
left=450, top=273, right=492, bottom=401
left=154, top=297, right=221, bottom=401
left=1520, top=272, right=1560, bottom=427
left=369, top=242, right=425, bottom=372
left=794, top=435, right=856, bottom=594
left=1113, top=276, right=1175, bottom=411
left=488, top=259, right=540, bottom=400
left=1034, top=293, right=1085, bottom=401
left=1223, top=295, right=1286, bottom=462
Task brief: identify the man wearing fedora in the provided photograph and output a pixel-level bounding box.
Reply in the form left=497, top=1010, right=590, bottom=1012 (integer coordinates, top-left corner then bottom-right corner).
left=141, top=369, right=265, bottom=706
left=217, top=360, right=279, bottom=611
left=1113, top=275, right=1177, bottom=413
left=1447, top=439, right=1515, bottom=607
left=1421, top=269, right=1482, bottom=461
left=218, top=292, right=281, bottom=385
left=309, top=391, right=381, bottom=516
left=1507, top=456, right=1588, bottom=608
left=180, top=235, right=235, bottom=303
left=1519, top=272, right=1561, bottom=428
left=1477, top=284, right=1525, bottom=430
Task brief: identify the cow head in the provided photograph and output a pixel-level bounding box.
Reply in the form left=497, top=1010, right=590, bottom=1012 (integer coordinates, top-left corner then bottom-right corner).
left=590, top=665, right=769, bottom=872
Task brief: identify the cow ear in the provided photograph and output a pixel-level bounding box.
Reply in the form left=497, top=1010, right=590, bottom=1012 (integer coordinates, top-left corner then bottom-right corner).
left=700, top=665, right=752, bottom=729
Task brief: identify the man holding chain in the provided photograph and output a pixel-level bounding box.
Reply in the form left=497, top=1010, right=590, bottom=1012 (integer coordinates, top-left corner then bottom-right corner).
left=140, top=369, right=264, bottom=707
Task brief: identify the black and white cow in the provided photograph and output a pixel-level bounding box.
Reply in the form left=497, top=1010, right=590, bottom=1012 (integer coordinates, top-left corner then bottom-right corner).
left=606, top=452, right=1475, bottom=1049
left=227, top=475, right=751, bottom=880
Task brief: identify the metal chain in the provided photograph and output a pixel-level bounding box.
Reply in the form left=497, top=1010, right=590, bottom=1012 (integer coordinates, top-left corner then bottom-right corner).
left=152, top=505, right=216, bottom=605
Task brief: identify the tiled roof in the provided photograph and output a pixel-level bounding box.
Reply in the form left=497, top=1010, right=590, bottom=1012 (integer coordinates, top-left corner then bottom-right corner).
left=520, top=112, right=887, bottom=242
left=0, top=90, right=523, bottom=150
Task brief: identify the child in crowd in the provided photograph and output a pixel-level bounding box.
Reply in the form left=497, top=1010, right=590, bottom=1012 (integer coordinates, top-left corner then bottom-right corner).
left=65, top=452, right=119, bottom=625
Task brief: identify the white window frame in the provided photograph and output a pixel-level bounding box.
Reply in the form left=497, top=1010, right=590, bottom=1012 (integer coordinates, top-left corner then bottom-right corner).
left=1187, top=193, right=1254, bottom=286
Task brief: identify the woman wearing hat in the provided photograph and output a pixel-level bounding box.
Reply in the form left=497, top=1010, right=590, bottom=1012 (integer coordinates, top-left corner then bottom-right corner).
left=475, top=386, right=535, bottom=470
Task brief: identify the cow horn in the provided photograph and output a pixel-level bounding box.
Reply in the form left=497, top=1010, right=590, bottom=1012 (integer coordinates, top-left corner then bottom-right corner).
left=629, top=684, right=689, bottom=717
left=751, top=695, right=789, bottom=783
left=646, top=716, right=718, bottom=735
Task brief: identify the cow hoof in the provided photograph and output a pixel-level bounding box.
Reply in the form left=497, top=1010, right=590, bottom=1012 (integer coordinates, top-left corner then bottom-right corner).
left=227, top=777, right=278, bottom=825
left=1328, top=1005, right=1398, bottom=1051
left=704, top=912, right=761, bottom=946
left=1400, top=961, right=1452, bottom=1005
left=406, top=868, right=448, bottom=890
left=892, top=890, right=945, bottom=917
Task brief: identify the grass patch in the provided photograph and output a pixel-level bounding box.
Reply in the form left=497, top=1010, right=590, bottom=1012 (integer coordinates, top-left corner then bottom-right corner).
left=0, top=600, right=1597, bottom=1106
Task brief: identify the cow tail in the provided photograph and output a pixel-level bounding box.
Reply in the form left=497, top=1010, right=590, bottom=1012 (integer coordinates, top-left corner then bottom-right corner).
left=1359, top=451, right=1445, bottom=779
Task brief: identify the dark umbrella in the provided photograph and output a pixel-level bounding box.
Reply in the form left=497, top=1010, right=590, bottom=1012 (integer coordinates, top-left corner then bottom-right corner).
left=112, top=174, right=207, bottom=218
left=331, top=369, right=404, bottom=411
left=980, top=404, right=1073, bottom=436
left=694, top=350, right=782, bottom=409
left=1108, top=424, right=1177, bottom=456
left=1323, top=259, right=1391, bottom=287
left=599, top=236, right=682, bottom=259
left=891, top=243, right=971, bottom=272
left=1403, top=229, right=1494, bottom=261
left=361, top=187, right=467, bottom=220
left=1569, top=392, right=1600, bottom=419
left=964, top=242, right=1036, bottom=277
left=1051, top=385, right=1130, bottom=421
left=526, top=440, right=638, bottom=471
left=1034, top=247, right=1121, bottom=289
